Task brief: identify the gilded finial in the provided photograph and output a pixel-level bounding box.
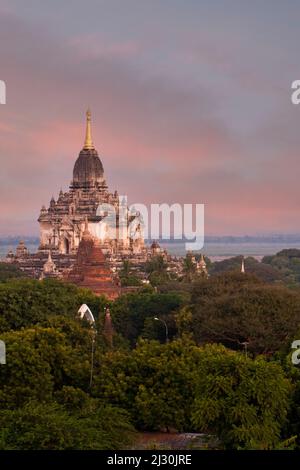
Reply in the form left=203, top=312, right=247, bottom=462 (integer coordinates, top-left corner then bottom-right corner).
left=83, top=108, right=94, bottom=150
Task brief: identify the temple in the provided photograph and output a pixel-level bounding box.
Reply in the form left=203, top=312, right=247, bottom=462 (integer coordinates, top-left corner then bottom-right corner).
left=38, top=109, right=145, bottom=256
left=4, top=110, right=209, bottom=295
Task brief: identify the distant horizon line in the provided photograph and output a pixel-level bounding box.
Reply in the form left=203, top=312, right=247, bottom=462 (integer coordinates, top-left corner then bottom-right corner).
left=2, top=234, right=300, bottom=243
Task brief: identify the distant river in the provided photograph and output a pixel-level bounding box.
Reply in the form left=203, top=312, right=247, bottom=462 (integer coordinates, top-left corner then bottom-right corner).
left=160, top=242, right=300, bottom=261
left=2, top=241, right=300, bottom=262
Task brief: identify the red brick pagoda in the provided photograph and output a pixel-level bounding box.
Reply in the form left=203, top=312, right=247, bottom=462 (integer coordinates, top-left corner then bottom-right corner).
left=66, top=219, right=121, bottom=299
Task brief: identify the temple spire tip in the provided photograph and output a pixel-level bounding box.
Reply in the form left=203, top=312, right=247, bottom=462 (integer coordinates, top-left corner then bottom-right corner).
left=83, top=108, right=94, bottom=150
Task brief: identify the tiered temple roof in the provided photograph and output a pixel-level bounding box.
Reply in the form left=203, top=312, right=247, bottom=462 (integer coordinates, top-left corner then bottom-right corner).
left=66, top=222, right=120, bottom=299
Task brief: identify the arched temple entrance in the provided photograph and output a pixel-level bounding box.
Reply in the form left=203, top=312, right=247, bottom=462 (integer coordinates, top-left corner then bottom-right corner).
left=62, top=238, right=70, bottom=254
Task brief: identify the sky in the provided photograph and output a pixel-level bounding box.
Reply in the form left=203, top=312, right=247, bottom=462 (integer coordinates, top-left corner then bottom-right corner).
left=0, top=0, right=300, bottom=236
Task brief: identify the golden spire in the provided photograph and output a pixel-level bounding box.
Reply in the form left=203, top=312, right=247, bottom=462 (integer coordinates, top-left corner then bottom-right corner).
left=83, top=108, right=94, bottom=150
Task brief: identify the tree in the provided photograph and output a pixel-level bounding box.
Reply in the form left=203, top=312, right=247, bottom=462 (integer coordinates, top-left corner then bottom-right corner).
left=110, top=291, right=185, bottom=345
left=119, top=260, right=141, bottom=287
left=263, top=249, right=300, bottom=286
left=94, top=338, right=197, bottom=431
left=145, top=255, right=169, bottom=286
left=145, top=255, right=167, bottom=275
left=94, top=339, right=291, bottom=447
left=191, top=344, right=291, bottom=449
left=175, top=306, right=193, bottom=337
left=278, top=340, right=300, bottom=450
left=0, top=262, right=27, bottom=282
left=0, top=399, right=135, bottom=450
left=191, top=273, right=300, bottom=354
left=0, top=278, right=106, bottom=333
left=0, top=324, right=92, bottom=408
left=209, top=256, right=283, bottom=283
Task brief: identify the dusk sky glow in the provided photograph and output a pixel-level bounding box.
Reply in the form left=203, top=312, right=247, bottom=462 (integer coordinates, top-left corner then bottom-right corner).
left=1, top=0, right=300, bottom=236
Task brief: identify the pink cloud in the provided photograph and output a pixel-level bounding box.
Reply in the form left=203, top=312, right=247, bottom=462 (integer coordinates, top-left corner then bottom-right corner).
left=0, top=7, right=300, bottom=237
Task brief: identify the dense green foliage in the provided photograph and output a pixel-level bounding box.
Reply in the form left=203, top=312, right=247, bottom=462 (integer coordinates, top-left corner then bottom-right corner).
left=110, top=290, right=185, bottom=345
left=0, top=316, right=134, bottom=450
left=0, top=278, right=107, bottom=333
left=0, top=262, right=27, bottom=281
left=144, top=255, right=171, bottom=285
left=0, top=325, right=91, bottom=407
left=209, top=256, right=283, bottom=283
left=119, top=260, right=142, bottom=287
left=190, top=272, right=300, bottom=354
left=0, top=399, right=134, bottom=450
left=94, top=338, right=196, bottom=431
left=262, top=249, right=300, bottom=286
left=0, top=262, right=300, bottom=450
left=190, top=344, right=291, bottom=449
left=93, top=339, right=291, bottom=449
